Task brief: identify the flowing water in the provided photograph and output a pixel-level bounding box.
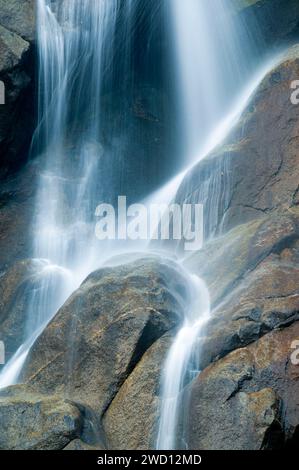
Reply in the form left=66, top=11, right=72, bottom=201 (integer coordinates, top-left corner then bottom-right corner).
left=154, top=57, right=279, bottom=449
left=156, top=273, right=210, bottom=450
left=0, top=0, right=280, bottom=450
left=0, top=0, right=121, bottom=387
left=0, top=0, right=169, bottom=389
left=155, top=0, right=279, bottom=450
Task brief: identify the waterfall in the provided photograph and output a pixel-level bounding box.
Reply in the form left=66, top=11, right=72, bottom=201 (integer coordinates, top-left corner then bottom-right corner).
left=157, top=273, right=210, bottom=450
left=0, top=0, right=282, bottom=451
left=0, top=0, right=120, bottom=388
left=169, top=0, right=259, bottom=164
left=156, top=0, right=279, bottom=450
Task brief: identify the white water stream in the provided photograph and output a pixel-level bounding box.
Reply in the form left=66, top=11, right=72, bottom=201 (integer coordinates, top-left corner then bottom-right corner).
left=0, top=0, right=281, bottom=451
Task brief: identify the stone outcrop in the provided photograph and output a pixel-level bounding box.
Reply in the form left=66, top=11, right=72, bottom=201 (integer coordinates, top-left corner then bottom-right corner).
left=188, top=321, right=299, bottom=449
left=176, top=45, right=299, bottom=235
left=177, top=45, right=299, bottom=449
left=0, top=259, right=44, bottom=363
left=0, top=0, right=35, bottom=175
left=230, top=0, right=299, bottom=45
left=0, top=257, right=189, bottom=450
left=21, top=257, right=187, bottom=417
left=1, top=3, right=299, bottom=452
left=0, top=384, right=82, bottom=450
left=103, top=333, right=172, bottom=450
left=0, top=0, right=35, bottom=42
left=178, top=47, right=299, bottom=374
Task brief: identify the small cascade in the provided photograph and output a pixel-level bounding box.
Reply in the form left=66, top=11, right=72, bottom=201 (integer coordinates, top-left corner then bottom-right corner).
left=156, top=272, right=210, bottom=450
left=0, top=0, right=121, bottom=388
left=155, top=0, right=280, bottom=450
left=168, top=0, right=260, bottom=164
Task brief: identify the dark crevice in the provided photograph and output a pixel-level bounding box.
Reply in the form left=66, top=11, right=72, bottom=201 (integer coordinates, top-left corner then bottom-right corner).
left=101, top=314, right=178, bottom=417
left=261, top=421, right=285, bottom=450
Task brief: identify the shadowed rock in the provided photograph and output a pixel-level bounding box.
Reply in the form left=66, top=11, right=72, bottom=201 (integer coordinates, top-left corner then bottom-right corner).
left=188, top=321, right=299, bottom=449
left=0, top=384, right=83, bottom=450
left=22, top=257, right=188, bottom=416
left=103, top=333, right=172, bottom=450
left=0, top=0, right=35, bottom=42
left=0, top=259, right=48, bottom=363
left=176, top=45, right=299, bottom=235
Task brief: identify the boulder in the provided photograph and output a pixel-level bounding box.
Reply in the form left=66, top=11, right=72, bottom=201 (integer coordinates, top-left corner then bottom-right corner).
left=230, top=0, right=299, bottom=44
left=103, top=333, right=172, bottom=450
left=0, top=3, right=35, bottom=176
left=0, top=25, right=29, bottom=72
left=22, top=257, right=187, bottom=416
left=188, top=321, right=299, bottom=449
left=199, top=252, right=299, bottom=369
left=0, top=384, right=82, bottom=450
left=0, top=0, right=35, bottom=42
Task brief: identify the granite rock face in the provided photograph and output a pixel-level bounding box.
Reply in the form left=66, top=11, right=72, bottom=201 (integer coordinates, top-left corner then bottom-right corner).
left=22, top=257, right=187, bottom=416
left=179, top=45, right=299, bottom=449
left=176, top=46, right=299, bottom=235
left=0, top=385, right=82, bottom=450
left=0, top=0, right=35, bottom=42
left=0, top=0, right=35, bottom=176
left=1, top=4, right=299, bottom=452
left=230, top=0, right=299, bottom=45
left=103, top=333, right=173, bottom=450
left=188, top=321, right=299, bottom=449
left=0, top=259, right=45, bottom=364
left=0, top=164, right=36, bottom=271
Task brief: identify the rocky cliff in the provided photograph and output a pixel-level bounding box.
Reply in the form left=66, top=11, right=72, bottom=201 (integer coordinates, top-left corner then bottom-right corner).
left=0, top=0, right=35, bottom=175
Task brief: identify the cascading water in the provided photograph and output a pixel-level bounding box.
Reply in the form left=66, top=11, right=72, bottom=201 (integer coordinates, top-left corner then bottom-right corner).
left=0, top=0, right=121, bottom=388
left=0, top=0, right=174, bottom=390
left=156, top=0, right=278, bottom=450
left=0, top=0, right=282, bottom=451
left=157, top=274, right=210, bottom=450
left=168, top=0, right=260, bottom=164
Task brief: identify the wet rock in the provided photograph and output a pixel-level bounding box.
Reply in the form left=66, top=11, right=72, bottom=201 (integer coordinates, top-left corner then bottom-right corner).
left=179, top=45, right=299, bottom=371
left=0, top=164, right=36, bottom=270
left=189, top=321, right=299, bottom=449
left=0, top=384, right=83, bottom=450
left=22, top=257, right=187, bottom=415
left=184, top=214, right=298, bottom=306
left=0, top=25, right=29, bottom=72
left=0, top=259, right=46, bottom=363
left=175, top=45, right=299, bottom=234
left=0, top=3, right=35, bottom=176
left=103, top=334, right=172, bottom=450
left=199, top=253, right=299, bottom=369
left=0, top=256, right=72, bottom=364
left=0, top=0, right=35, bottom=42
left=231, top=0, right=299, bottom=44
